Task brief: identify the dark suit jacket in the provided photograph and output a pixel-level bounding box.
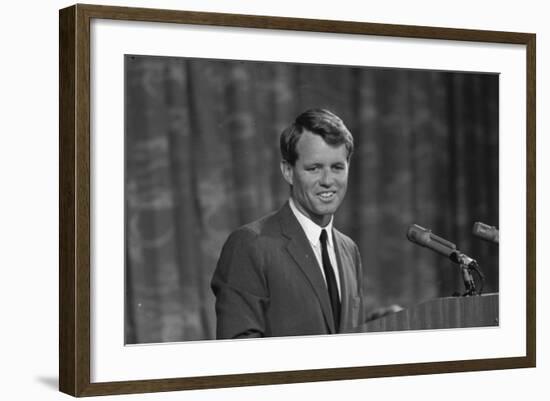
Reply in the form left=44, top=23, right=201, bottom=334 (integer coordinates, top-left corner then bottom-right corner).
left=211, top=202, right=364, bottom=339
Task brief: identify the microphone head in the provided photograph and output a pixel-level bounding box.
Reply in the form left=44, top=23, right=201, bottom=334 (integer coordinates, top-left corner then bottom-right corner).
left=406, top=224, right=431, bottom=246
left=472, top=222, right=499, bottom=244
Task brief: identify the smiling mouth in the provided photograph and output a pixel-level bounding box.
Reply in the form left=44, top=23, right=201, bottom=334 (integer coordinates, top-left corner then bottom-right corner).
left=318, top=191, right=336, bottom=201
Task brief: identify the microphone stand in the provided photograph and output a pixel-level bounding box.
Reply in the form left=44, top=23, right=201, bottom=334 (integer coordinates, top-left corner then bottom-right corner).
left=459, top=260, right=485, bottom=296
left=451, top=251, right=485, bottom=296
left=460, top=263, right=477, bottom=296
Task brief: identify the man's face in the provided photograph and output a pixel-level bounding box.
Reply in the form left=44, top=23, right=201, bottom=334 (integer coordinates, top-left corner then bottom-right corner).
left=281, top=130, right=349, bottom=227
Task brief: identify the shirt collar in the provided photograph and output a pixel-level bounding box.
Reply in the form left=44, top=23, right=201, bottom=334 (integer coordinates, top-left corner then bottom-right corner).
left=289, top=198, right=334, bottom=248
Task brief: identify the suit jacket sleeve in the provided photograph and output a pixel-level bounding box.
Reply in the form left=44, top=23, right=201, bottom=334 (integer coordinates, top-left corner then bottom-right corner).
left=353, top=241, right=367, bottom=327
left=211, top=227, right=269, bottom=339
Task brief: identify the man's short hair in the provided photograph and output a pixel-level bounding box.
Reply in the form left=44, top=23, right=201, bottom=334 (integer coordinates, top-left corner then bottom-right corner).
left=280, top=108, right=354, bottom=166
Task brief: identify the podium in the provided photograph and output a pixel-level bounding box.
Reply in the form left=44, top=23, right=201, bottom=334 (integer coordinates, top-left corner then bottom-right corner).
left=358, top=293, right=499, bottom=333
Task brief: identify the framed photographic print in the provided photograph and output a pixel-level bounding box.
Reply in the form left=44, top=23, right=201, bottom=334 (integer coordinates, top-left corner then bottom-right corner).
left=59, top=3, right=536, bottom=397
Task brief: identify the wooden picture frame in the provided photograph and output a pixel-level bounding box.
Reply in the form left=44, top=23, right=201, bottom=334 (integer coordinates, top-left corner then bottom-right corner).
left=59, top=3, right=536, bottom=397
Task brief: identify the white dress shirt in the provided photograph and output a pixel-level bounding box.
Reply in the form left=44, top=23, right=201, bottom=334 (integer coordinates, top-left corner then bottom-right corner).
left=288, top=198, right=341, bottom=297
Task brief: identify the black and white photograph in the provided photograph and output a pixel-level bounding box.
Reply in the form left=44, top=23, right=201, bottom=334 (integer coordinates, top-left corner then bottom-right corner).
left=124, top=55, right=499, bottom=344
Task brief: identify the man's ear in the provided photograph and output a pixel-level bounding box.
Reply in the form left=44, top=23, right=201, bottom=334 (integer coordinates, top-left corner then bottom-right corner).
left=280, top=160, right=293, bottom=186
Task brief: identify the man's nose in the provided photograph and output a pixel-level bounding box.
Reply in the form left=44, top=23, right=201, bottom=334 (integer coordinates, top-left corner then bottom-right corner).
left=319, top=169, right=334, bottom=187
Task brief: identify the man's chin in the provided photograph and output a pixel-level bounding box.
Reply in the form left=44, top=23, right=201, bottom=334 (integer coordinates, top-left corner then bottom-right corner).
left=312, top=204, right=339, bottom=217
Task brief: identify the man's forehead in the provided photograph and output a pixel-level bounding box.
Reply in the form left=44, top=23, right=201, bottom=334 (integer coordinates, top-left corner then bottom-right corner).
left=296, top=140, right=347, bottom=163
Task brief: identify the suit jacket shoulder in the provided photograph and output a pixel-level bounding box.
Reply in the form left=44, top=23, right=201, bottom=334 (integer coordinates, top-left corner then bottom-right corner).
left=333, top=228, right=359, bottom=254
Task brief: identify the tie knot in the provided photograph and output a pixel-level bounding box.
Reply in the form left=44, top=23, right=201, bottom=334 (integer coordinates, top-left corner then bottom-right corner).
left=320, top=229, right=328, bottom=245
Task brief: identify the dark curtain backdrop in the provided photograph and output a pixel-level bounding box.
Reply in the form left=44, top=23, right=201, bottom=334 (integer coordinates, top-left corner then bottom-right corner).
left=124, top=55, right=499, bottom=344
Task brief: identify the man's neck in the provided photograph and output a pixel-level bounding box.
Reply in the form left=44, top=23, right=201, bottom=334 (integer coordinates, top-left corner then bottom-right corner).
left=288, top=197, right=333, bottom=229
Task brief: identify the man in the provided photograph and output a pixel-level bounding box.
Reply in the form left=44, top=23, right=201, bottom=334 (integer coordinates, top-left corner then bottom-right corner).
left=211, top=109, right=363, bottom=339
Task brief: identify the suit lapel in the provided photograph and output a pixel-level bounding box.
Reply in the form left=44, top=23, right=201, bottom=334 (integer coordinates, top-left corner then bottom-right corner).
left=332, top=230, right=349, bottom=331
left=278, top=203, right=336, bottom=334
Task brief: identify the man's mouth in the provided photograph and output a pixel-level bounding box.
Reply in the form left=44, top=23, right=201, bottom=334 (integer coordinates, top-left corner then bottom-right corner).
left=318, top=191, right=336, bottom=201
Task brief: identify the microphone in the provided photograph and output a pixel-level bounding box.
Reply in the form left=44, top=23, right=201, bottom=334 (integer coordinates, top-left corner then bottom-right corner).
left=407, top=224, right=484, bottom=296
left=407, top=224, right=478, bottom=267
left=472, top=222, right=499, bottom=244
left=406, top=224, right=456, bottom=257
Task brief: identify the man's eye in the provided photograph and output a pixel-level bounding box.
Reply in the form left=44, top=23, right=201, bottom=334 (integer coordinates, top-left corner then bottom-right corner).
left=306, top=166, right=319, bottom=171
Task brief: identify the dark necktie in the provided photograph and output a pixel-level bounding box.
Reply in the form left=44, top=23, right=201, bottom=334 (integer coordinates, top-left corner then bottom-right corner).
left=320, top=229, right=341, bottom=332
